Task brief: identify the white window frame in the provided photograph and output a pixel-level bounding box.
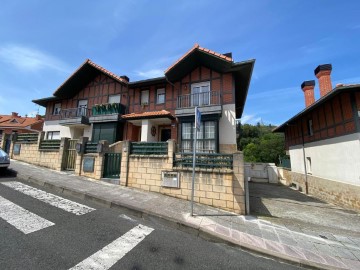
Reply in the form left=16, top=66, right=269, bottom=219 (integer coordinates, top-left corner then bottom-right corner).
left=53, top=103, right=61, bottom=115
left=77, top=100, right=88, bottom=116
left=47, top=131, right=60, bottom=140
left=156, top=88, right=165, bottom=104
left=191, top=81, right=210, bottom=107
left=141, top=90, right=149, bottom=105
left=108, top=94, right=121, bottom=104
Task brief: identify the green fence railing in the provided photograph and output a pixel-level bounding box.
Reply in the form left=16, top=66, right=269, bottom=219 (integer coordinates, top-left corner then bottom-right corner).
left=91, top=103, right=126, bottom=116
left=130, top=142, right=168, bottom=155
left=16, top=133, right=39, bottom=144
left=84, top=142, right=98, bottom=153
left=174, top=153, right=233, bottom=169
left=39, top=140, right=61, bottom=151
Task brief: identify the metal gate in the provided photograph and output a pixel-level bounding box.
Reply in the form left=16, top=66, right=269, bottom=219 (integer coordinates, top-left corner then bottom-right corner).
left=103, top=153, right=121, bottom=178
left=64, top=139, right=78, bottom=170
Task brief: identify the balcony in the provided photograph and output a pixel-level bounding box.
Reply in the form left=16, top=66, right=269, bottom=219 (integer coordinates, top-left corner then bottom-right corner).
left=59, top=107, right=90, bottom=126
left=89, top=103, right=126, bottom=123
left=175, top=91, right=222, bottom=117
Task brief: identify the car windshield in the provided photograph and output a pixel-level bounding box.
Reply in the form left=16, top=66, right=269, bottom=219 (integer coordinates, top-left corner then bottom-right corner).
left=0, top=149, right=8, bottom=157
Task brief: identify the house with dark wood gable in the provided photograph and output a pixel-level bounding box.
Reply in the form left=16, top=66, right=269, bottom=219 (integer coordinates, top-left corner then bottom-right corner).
left=274, top=64, right=360, bottom=211
left=33, top=44, right=255, bottom=153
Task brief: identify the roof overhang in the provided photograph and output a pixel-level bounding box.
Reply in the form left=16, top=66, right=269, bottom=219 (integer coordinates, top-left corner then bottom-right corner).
left=122, top=110, right=175, bottom=121
left=32, top=96, right=61, bottom=107
left=165, top=49, right=233, bottom=82
left=273, top=84, right=360, bottom=132
left=129, top=77, right=167, bottom=88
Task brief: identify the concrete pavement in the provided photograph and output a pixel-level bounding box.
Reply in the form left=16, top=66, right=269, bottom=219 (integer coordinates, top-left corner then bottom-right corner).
left=5, top=160, right=360, bottom=270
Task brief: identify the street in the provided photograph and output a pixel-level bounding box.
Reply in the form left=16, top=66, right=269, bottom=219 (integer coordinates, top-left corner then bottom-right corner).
left=0, top=171, right=303, bottom=270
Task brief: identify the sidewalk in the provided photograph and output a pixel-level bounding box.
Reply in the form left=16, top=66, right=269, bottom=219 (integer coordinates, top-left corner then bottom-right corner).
left=5, top=160, right=360, bottom=270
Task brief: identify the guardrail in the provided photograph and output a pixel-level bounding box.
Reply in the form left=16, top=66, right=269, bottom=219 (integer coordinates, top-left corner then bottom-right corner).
left=15, top=133, right=39, bottom=144
left=60, top=107, right=90, bottom=119
left=174, top=153, right=233, bottom=169
left=91, top=103, right=126, bottom=116
left=177, top=91, right=221, bottom=108
left=39, top=140, right=61, bottom=151
left=130, top=142, right=168, bottom=155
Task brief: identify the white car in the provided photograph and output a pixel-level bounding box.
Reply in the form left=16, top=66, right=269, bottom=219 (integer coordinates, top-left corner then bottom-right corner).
left=0, top=148, right=10, bottom=170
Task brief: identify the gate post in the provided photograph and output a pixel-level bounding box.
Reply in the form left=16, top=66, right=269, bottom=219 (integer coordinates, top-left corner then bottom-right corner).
left=59, top=137, right=70, bottom=171
left=233, top=152, right=246, bottom=215
left=75, top=137, right=88, bottom=176
left=94, top=140, right=108, bottom=180
left=120, top=141, right=130, bottom=186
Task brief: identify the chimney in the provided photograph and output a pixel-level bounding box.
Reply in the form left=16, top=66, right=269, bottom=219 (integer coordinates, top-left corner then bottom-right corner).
left=301, top=80, right=316, bottom=107
left=11, top=112, right=18, bottom=117
left=223, top=52, right=232, bottom=59
left=120, top=75, right=129, bottom=83
left=35, top=114, right=42, bottom=120
left=314, top=64, right=332, bottom=97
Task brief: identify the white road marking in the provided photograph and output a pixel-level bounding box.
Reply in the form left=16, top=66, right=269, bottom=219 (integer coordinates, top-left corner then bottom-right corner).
left=69, top=224, right=154, bottom=270
left=0, top=196, right=54, bottom=234
left=1, top=181, right=95, bottom=215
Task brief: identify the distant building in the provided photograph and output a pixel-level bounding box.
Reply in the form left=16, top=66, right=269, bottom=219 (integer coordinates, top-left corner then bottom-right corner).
left=274, top=64, right=360, bottom=211
left=0, top=112, right=44, bottom=135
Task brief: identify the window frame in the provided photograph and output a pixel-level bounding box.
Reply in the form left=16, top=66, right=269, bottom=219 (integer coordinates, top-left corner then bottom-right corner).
left=191, top=81, right=210, bottom=107
left=108, top=94, right=121, bottom=104
left=53, top=103, right=61, bottom=115
left=156, top=88, right=165, bottom=104
left=141, top=90, right=149, bottom=105
left=181, top=120, right=217, bottom=153
left=46, top=131, right=60, bottom=140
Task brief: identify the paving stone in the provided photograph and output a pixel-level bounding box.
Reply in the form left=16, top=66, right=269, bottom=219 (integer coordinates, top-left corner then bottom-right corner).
left=215, top=225, right=230, bottom=237
left=264, top=239, right=284, bottom=254
left=341, top=258, right=360, bottom=270
left=282, top=245, right=306, bottom=260
left=302, top=249, right=327, bottom=265
left=260, top=228, right=279, bottom=242
left=320, top=254, right=349, bottom=269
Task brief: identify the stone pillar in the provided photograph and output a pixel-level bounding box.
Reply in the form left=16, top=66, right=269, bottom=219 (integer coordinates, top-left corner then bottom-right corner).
left=267, top=164, right=279, bottom=184
left=0, top=132, right=5, bottom=149
left=8, top=133, right=18, bottom=158
left=167, top=139, right=176, bottom=166
left=120, top=141, right=130, bottom=186
left=74, top=137, right=88, bottom=176
left=93, top=140, right=108, bottom=180
left=232, top=152, right=246, bottom=215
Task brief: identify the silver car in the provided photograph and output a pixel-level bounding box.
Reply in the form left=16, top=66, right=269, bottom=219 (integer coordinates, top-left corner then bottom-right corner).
left=0, top=148, right=10, bottom=170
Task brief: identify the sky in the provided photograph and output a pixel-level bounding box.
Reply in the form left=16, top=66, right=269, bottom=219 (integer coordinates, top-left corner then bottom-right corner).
left=0, top=0, right=360, bottom=126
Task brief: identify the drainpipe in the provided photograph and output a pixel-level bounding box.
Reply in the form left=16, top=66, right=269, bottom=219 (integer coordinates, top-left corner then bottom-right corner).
left=300, top=121, right=309, bottom=194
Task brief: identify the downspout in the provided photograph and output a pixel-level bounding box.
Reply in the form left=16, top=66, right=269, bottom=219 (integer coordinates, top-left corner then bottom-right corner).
left=300, top=121, right=309, bottom=194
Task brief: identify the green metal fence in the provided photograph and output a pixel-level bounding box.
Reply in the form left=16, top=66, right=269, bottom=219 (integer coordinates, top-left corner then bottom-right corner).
left=174, top=153, right=233, bottom=169
left=16, top=133, right=39, bottom=144
left=130, top=142, right=168, bottom=155
left=103, top=153, right=121, bottom=178
left=39, top=140, right=61, bottom=151
left=84, top=142, right=98, bottom=153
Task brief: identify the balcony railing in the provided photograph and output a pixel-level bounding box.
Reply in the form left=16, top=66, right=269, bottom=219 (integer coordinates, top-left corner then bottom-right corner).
left=91, top=103, right=126, bottom=116
left=177, top=91, right=221, bottom=109
left=60, top=107, right=90, bottom=119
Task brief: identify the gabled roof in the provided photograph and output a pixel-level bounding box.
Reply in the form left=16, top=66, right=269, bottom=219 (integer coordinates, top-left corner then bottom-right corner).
left=52, top=59, right=128, bottom=99
left=165, top=43, right=234, bottom=82
left=122, top=110, right=175, bottom=120
left=273, top=84, right=360, bottom=132
left=0, top=114, right=43, bottom=129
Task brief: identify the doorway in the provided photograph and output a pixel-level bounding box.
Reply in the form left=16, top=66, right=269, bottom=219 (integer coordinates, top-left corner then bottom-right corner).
left=160, top=128, right=171, bottom=142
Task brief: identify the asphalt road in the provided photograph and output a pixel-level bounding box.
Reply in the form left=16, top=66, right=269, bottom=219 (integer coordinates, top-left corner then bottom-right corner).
left=0, top=171, right=304, bottom=270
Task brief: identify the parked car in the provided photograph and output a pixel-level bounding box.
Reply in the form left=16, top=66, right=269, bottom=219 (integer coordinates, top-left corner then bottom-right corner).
left=0, top=148, right=10, bottom=170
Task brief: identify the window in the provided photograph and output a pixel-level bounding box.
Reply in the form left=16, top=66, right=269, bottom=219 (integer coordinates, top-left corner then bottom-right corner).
left=156, top=88, right=165, bottom=104
left=181, top=121, right=216, bottom=153
left=77, top=100, right=88, bottom=116
left=47, top=131, right=60, bottom=140
left=53, top=103, right=61, bottom=115
left=191, top=82, right=210, bottom=106
left=306, top=157, right=312, bottom=174
left=141, top=90, right=149, bottom=105
left=307, top=119, right=313, bottom=136
left=108, top=94, right=121, bottom=104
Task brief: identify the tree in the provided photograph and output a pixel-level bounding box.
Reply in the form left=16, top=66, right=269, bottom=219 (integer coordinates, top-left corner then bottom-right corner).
left=237, top=123, right=285, bottom=164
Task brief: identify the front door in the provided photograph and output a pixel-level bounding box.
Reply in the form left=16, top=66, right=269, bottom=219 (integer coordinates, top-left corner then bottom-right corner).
left=160, top=128, right=171, bottom=142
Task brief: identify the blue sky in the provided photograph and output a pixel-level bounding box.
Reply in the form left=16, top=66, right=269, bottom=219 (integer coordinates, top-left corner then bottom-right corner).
left=0, top=0, right=359, bottom=125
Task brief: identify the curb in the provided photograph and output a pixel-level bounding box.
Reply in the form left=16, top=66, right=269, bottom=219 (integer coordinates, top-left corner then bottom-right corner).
left=14, top=173, right=345, bottom=270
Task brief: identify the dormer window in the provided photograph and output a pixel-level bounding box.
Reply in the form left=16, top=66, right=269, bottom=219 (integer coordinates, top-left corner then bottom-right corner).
left=10, top=119, right=19, bottom=123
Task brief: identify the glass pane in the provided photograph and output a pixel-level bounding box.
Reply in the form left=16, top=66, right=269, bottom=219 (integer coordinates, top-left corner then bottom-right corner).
left=192, top=87, right=200, bottom=106
left=205, top=121, right=215, bottom=139
left=196, top=122, right=204, bottom=139
left=108, top=95, right=120, bottom=103
left=182, top=123, right=192, bottom=139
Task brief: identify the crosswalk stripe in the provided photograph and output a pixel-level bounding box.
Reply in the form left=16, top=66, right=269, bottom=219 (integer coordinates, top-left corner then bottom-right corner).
left=69, top=224, right=154, bottom=270
left=1, top=181, right=95, bottom=215
left=0, top=195, right=55, bottom=234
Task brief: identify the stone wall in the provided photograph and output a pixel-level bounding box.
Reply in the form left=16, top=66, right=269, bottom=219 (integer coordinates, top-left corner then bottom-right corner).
left=277, top=167, right=292, bottom=186
left=121, top=140, right=245, bottom=214
left=289, top=171, right=360, bottom=212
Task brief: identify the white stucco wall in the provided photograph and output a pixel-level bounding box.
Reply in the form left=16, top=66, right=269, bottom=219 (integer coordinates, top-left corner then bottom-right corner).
left=219, top=104, right=236, bottom=145
left=140, top=120, right=157, bottom=142
left=289, top=133, right=360, bottom=185
left=43, top=121, right=72, bottom=138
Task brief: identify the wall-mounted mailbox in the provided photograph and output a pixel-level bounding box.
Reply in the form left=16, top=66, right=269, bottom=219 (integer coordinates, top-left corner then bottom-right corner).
left=161, top=171, right=180, bottom=188
left=83, top=157, right=95, bottom=173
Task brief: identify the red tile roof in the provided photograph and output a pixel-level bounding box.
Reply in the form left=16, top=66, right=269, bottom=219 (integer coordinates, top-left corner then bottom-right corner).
left=122, top=110, right=175, bottom=120
left=0, top=114, right=43, bottom=129
left=165, top=43, right=233, bottom=74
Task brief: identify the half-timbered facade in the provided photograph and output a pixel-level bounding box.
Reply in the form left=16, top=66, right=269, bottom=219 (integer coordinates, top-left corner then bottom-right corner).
left=33, top=44, right=255, bottom=153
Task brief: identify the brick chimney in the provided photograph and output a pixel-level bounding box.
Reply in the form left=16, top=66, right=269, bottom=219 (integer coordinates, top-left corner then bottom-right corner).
left=120, top=75, right=129, bottom=83
left=301, top=80, right=315, bottom=107
left=314, top=64, right=332, bottom=97
left=12, top=112, right=18, bottom=117
left=35, top=114, right=42, bottom=120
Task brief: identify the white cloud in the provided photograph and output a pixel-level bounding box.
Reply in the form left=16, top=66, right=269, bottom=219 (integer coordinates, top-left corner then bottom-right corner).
left=240, top=114, right=262, bottom=124
left=136, top=69, right=164, bottom=78
left=0, top=44, right=69, bottom=73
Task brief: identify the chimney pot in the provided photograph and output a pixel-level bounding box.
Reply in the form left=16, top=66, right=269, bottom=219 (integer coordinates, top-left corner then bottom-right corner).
left=11, top=112, right=18, bottom=117
left=120, top=75, right=129, bottom=82
left=35, top=114, right=42, bottom=120
left=301, top=80, right=316, bottom=107
left=314, top=64, right=333, bottom=97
